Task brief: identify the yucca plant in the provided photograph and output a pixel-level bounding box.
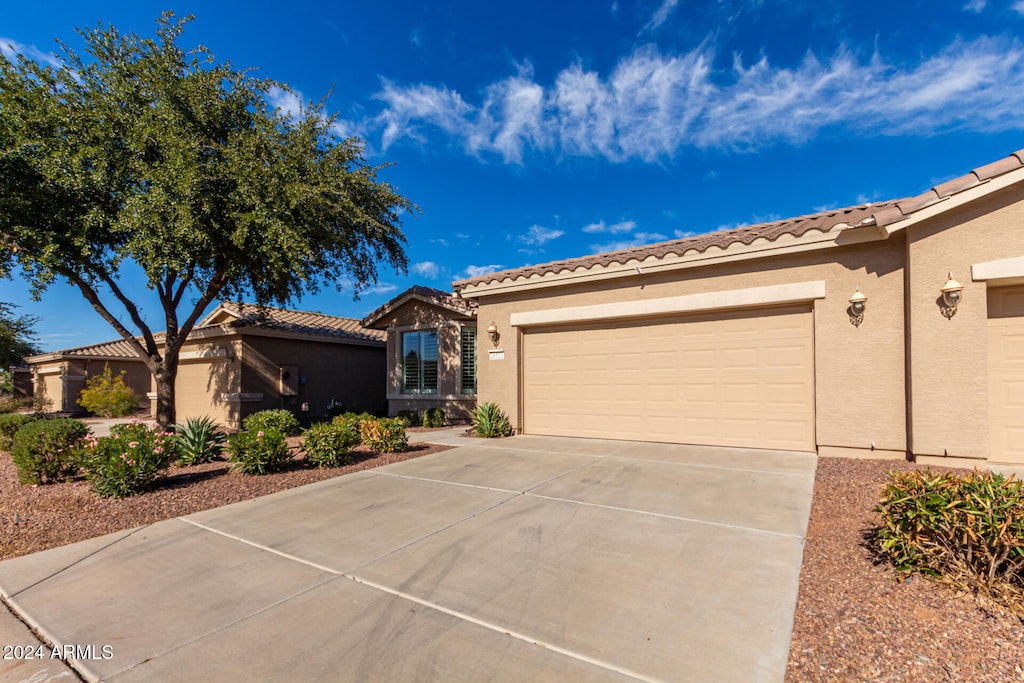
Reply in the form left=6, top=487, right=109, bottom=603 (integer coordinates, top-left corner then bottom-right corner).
left=471, top=402, right=513, bottom=438
left=174, top=416, right=228, bottom=465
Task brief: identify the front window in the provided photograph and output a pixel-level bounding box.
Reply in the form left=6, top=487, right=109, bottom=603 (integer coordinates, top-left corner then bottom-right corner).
left=402, top=330, right=438, bottom=394
left=461, top=326, right=477, bottom=395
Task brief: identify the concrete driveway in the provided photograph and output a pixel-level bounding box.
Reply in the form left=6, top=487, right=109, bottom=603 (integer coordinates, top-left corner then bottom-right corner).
left=0, top=434, right=816, bottom=682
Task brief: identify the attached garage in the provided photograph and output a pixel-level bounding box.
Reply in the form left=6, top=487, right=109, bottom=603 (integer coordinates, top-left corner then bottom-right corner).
left=522, top=305, right=815, bottom=451
left=987, top=285, right=1024, bottom=464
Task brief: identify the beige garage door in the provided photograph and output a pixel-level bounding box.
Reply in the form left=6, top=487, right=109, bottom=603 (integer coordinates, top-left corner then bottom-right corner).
left=522, top=305, right=815, bottom=451
left=988, top=286, right=1024, bottom=465
left=175, top=361, right=232, bottom=425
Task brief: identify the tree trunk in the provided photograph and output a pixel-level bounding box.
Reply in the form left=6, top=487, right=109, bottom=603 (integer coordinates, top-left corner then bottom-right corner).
left=152, top=359, right=179, bottom=427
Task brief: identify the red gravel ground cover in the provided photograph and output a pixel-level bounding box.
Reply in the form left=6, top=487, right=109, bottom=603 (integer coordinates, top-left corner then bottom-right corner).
left=786, top=457, right=1024, bottom=682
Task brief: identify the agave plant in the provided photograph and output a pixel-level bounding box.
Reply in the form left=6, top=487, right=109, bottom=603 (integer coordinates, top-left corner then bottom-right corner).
left=471, top=402, right=513, bottom=438
left=174, top=416, right=228, bottom=465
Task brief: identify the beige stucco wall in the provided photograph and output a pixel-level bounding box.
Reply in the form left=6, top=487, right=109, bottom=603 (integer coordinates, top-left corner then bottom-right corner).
left=906, top=186, right=1024, bottom=461
left=372, top=300, right=477, bottom=420
left=241, top=334, right=387, bottom=423
left=153, top=339, right=243, bottom=427
left=32, top=357, right=148, bottom=413
left=473, top=237, right=908, bottom=453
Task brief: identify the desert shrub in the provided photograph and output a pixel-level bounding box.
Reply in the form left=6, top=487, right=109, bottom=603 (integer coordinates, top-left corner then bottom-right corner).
left=335, top=411, right=374, bottom=439
left=472, top=402, right=513, bottom=438
left=81, top=421, right=177, bottom=498
left=0, top=413, right=36, bottom=450
left=302, top=420, right=360, bottom=468
left=173, top=416, right=228, bottom=465
left=242, top=409, right=300, bottom=436
left=423, top=408, right=445, bottom=428
left=875, top=469, right=1024, bottom=613
left=0, top=395, right=30, bottom=414
left=360, top=418, right=408, bottom=453
left=228, top=428, right=292, bottom=475
left=396, top=409, right=421, bottom=427
left=10, top=417, right=90, bottom=484
left=77, top=365, right=140, bottom=418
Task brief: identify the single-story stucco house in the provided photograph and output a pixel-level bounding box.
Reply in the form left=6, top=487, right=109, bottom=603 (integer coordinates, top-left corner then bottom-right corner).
left=25, top=302, right=386, bottom=428
left=362, top=286, right=478, bottom=422
left=446, top=148, right=1024, bottom=475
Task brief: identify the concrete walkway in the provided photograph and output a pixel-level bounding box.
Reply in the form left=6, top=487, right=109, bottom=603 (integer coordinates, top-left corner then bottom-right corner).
left=0, top=435, right=816, bottom=682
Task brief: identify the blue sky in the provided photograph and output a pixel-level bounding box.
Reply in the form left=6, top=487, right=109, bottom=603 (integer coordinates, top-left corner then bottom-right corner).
left=3, top=0, right=1024, bottom=351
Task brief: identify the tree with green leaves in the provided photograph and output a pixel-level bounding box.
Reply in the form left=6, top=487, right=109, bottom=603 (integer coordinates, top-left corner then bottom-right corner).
left=0, top=13, right=412, bottom=425
left=0, top=302, right=40, bottom=369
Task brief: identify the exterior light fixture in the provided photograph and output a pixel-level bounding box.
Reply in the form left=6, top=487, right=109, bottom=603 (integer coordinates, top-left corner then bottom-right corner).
left=940, top=273, right=964, bottom=319
left=486, top=321, right=500, bottom=346
left=848, top=288, right=867, bottom=327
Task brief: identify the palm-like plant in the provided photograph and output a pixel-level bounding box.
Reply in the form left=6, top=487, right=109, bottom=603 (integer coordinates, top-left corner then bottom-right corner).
left=471, top=402, right=513, bottom=438
left=174, top=416, right=228, bottom=465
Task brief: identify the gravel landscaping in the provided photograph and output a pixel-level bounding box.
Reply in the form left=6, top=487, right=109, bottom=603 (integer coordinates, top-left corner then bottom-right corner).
left=2, top=433, right=1022, bottom=680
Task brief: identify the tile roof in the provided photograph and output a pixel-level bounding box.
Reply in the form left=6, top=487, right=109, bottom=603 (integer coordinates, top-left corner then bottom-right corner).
left=455, top=148, right=1024, bottom=291
left=361, top=285, right=478, bottom=328
left=212, top=302, right=386, bottom=343
left=30, top=338, right=144, bottom=361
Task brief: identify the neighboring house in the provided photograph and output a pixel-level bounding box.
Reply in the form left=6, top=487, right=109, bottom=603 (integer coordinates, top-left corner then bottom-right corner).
left=25, top=340, right=150, bottom=413
left=24, top=302, right=386, bottom=428
left=453, top=149, right=1024, bottom=475
left=362, top=286, right=478, bottom=422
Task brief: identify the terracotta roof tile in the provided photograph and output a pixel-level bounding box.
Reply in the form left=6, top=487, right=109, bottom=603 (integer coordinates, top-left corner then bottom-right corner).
left=361, top=285, right=477, bottom=328
left=455, top=148, right=1024, bottom=291
left=54, top=339, right=142, bottom=359
left=213, top=302, right=385, bottom=343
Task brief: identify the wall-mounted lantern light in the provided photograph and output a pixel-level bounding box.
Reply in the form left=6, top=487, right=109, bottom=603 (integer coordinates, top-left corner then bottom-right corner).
left=486, top=321, right=500, bottom=346
left=940, top=273, right=964, bottom=319
left=848, top=288, right=867, bottom=327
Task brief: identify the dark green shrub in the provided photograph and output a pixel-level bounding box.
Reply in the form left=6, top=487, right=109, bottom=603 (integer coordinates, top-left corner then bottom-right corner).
left=76, top=365, right=140, bottom=417
left=396, top=409, right=421, bottom=427
left=360, top=418, right=408, bottom=453
left=325, top=400, right=356, bottom=419
left=875, top=469, right=1024, bottom=613
left=242, top=409, right=300, bottom=436
left=302, top=420, right=360, bottom=468
left=174, top=416, right=228, bottom=465
left=10, top=417, right=90, bottom=484
left=336, top=411, right=374, bottom=440
left=423, top=408, right=445, bottom=428
left=82, top=422, right=177, bottom=498
left=472, top=402, right=513, bottom=438
left=0, top=413, right=36, bottom=450
left=228, top=428, right=292, bottom=475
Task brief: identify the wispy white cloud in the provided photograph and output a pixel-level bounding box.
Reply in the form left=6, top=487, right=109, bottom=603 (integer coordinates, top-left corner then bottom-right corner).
left=644, top=0, right=680, bottom=31
left=0, top=36, right=62, bottom=68
left=581, top=219, right=637, bottom=234
left=430, top=237, right=449, bottom=248
left=364, top=282, right=399, bottom=295
left=461, top=264, right=505, bottom=279
left=367, top=35, right=1024, bottom=163
left=674, top=229, right=697, bottom=239
left=268, top=86, right=304, bottom=119
left=519, top=224, right=564, bottom=246
left=411, top=261, right=440, bottom=278
left=410, top=28, right=424, bottom=48
left=1013, top=0, right=1024, bottom=14
left=590, top=232, right=667, bottom=253
left=962, top=0, right=986, bottom=11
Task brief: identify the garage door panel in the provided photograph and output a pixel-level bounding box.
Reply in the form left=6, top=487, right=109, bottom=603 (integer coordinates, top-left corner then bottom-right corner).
left=523, top=306, right=814, bottom=451
left=988, top=286, right=1024, bottom=464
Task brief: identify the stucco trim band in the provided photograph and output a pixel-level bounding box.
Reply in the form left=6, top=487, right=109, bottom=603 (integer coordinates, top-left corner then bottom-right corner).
left=971, top=255, right=1024, bottom=283
left=509, top=280, right=827, bottom=327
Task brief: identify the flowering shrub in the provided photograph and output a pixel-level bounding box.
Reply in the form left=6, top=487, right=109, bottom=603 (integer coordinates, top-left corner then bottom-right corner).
left=82, top=420, right=178, bottom=498
left=10, top=417, right=90, bottom=484
left=77, top=365, right=140, bottom=418
left=302, top=420, right=359, bottom=468
left=359, top=418, right=408, bottom=453
left=228, top=428, right=292, bottom=475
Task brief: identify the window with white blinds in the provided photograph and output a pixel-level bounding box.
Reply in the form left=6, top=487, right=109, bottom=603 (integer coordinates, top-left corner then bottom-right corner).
left=402, top=330, right=438, bottom=394
left=461, top=326, right=477, bottom=395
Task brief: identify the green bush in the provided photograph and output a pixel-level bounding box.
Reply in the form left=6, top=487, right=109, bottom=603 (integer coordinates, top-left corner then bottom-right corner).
left=77, top=365, right=140, bottom=418
left=423, top=408, right=445, bottom=428
left=81, top=421, right=177, bottom=498
left=875, top=469, right=1024, bottom=613
left=360, top=418, right=408, bottom=453
left=228, top=428, right=292, bottom=475
left=302, top=420, right=360, bottom=468
left=173, top=416, right=228, bottom=465
left=10, top=417, right=90, bottom=484
left=325, top=400, right=356, bottom=419
left=242, top=409, right=300, bottom=436
left=0, top=396, right=30, bottom=414
left=0, top=413, right=36, bottom=450
left=396, top=409, right=421, bottom=427
left=335, top=411, right=374, bottom=440
left=472, top=402, right=513, bottom=438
